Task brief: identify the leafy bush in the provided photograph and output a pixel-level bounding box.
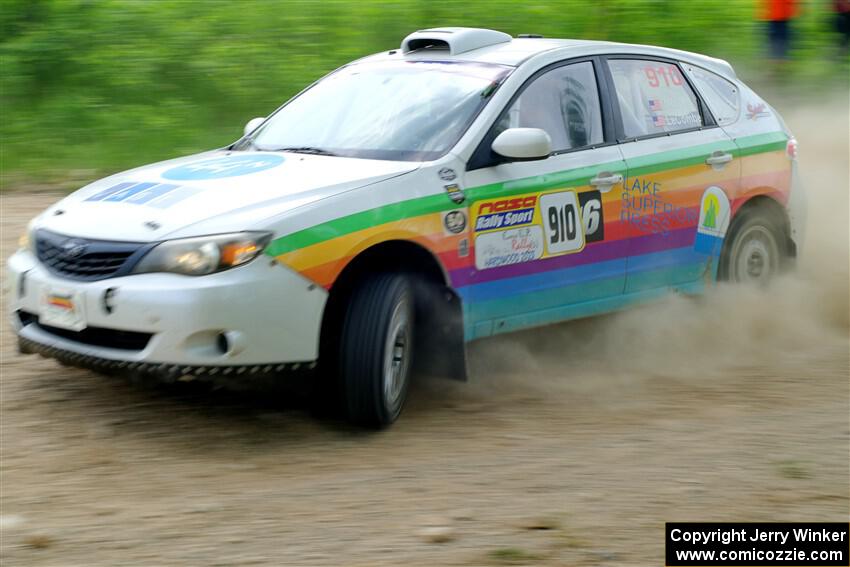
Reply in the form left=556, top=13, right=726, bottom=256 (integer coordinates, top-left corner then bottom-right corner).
left=0, top=0, right=844, bottom=189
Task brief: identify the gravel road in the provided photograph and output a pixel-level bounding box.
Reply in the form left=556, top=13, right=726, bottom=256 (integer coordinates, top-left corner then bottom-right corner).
left=1, top=99, right=847, bottom=566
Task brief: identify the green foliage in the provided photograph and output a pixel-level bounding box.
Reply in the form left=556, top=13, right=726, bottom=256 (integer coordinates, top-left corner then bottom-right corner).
left=776, top=459, right=812, bottom=479
left=0, top=0, right=845, bottom=189
left=488, top=547, right=543, bottom=564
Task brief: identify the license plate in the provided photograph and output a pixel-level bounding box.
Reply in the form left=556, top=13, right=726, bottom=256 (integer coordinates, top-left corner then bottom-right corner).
left=40, top=288, right=86, bottom=331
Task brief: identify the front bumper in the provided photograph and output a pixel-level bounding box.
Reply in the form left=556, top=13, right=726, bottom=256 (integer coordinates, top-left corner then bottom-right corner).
left=7, top=249, right=328, bottom=371
left=16, top=334, right=315, bottom=384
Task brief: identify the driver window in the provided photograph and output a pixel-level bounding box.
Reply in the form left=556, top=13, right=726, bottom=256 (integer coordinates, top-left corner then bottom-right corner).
left=497, top=61, right=604, bottom=152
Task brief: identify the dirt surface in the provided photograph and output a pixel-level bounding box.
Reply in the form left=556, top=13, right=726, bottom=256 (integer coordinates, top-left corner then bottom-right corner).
left=1, top=100, right=848, bottom=566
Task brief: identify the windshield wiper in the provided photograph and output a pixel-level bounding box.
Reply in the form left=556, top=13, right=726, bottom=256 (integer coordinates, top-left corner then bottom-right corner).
left=271, top=146, right=339, bottom=156
left=234, top=138, right=259, bottom=151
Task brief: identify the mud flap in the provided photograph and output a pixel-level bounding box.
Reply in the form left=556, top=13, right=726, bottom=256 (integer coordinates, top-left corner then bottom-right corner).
left=414, top=282, right=468, bottom=382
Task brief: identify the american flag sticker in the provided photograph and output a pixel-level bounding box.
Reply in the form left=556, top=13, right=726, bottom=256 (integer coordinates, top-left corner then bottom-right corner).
left=652, top=114, right=666, bottom=127
left=648, top=99, right=662, bottom=111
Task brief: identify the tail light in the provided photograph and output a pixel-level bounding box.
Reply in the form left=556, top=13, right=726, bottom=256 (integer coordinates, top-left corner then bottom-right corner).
left=786, top=138, right=798, bottom=160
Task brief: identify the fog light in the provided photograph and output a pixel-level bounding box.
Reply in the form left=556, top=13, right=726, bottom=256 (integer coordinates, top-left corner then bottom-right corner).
left=216, top=332, right=230, bottom=355
left=17, top=270, right=28, bottom=298
left=216, top=330, right=246, bottom=357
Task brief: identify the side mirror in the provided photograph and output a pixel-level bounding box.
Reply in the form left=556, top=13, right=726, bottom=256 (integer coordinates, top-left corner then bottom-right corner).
left=243, top=116, right=266, bottom=137
left=491, top=128, right=551, bottom=161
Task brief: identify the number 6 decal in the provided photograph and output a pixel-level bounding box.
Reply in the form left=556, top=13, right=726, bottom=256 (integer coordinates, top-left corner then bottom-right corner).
left=579, top=190, right=604, bottom=243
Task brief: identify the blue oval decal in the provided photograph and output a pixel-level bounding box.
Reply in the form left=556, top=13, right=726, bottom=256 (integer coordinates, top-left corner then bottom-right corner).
left=162, top=154, right=284, bottom=180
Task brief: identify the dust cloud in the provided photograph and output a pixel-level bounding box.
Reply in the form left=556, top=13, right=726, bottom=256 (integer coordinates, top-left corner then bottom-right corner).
left=1, top=97, right=847, bottom=567
left=464, top=95, right=849, bottom=398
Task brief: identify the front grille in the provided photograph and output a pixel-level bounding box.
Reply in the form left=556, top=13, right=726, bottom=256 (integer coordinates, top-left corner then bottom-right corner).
left=35, top=229, right=150, bottom=281
left=17, top=310, right=153, bottom=351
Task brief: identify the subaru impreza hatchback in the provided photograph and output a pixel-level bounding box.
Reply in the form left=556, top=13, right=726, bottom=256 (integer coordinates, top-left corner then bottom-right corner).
left=8, top=28, right=804, bottom=427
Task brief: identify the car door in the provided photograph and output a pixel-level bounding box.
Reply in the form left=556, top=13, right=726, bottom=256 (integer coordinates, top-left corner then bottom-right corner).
left=604, top=57, right=741, bottom=293
left=462, top=59, right=628, bottom=339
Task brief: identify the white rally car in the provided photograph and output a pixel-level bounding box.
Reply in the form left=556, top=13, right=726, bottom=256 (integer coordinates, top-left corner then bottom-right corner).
left=8, top=28, right=803, bottom=427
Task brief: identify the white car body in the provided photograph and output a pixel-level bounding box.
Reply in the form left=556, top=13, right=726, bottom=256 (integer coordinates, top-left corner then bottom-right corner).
left=7, top=28, right=802, bottom=384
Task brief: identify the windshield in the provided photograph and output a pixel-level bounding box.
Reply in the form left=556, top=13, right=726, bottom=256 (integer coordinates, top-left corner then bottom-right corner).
left=239, top=60, right=513, bottom=161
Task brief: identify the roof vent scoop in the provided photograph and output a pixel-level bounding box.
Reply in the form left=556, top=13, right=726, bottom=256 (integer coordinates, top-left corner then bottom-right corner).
left=401, top=27, right=512, bottom=55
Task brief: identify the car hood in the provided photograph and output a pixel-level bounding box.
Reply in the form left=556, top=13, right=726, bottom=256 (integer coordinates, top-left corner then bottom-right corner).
left=36, top=150, right=418, bottom=241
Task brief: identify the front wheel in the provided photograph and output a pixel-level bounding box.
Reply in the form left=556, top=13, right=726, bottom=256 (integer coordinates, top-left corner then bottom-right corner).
left=719, top=207, right=787, bottom=284
left=339, top=273, right=415, bottom=428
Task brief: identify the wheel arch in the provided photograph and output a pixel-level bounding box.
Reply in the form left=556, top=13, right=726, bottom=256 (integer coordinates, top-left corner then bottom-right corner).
left=730, top=193, right=795, bottom=258
left=719, top=193, right=795, bottom=281
left=318, top=239, right=468, bottom=381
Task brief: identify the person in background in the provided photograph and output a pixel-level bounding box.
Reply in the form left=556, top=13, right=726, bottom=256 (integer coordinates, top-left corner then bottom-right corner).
left=835, top=0, right=850, bottom=55
left=759, top=0, right=800, bottom=62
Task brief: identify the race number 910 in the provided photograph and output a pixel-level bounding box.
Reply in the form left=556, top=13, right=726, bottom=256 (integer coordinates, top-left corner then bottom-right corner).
left=540, top=191, right=584, bottom=254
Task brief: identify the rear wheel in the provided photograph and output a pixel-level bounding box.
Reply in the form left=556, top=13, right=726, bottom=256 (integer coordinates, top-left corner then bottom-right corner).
left=338, top=273, right=414, bottom=428
left=719, top=207, right=787, bottom=284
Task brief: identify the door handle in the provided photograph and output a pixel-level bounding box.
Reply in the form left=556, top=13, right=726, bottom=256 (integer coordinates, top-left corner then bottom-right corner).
left=589, top=172, right=623, bottom=192
left=705, top=151, right=733, bottom=167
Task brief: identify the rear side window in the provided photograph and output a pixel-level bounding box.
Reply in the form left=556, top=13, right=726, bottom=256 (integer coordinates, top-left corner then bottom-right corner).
left=496, top=61, right=604, bottom=152
left=608, top=59, right=703, bottom=138
left=683, top=64, right=740, bottom=125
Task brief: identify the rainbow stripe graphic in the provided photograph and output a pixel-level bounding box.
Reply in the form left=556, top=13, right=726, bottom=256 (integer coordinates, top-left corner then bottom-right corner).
left=265, top=131, right=791, bottom=340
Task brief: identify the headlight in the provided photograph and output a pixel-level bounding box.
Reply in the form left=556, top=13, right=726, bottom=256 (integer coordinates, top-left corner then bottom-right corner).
left=132, top=232, right=272, bottom=276
left=18, top=231, right=30, bottom=251
left=18, top=220, right=36, bottom=253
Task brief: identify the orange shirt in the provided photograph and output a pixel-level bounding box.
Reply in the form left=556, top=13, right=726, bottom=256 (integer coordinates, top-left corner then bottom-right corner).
left=760, top=0, right=799, bottom=21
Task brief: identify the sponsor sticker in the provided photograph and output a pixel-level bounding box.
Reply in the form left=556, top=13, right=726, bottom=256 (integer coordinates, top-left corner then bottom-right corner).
left=745, top=102, right=770, bottom=120
left=444, top=183, right=466, bottom=204
left=475, top=208, right=535, bottom=232
left=86, top=182, right=202, bottom=208
left=694, top=186, right=731, bottom=255
left=162, top=154, right=285, bottom=180
left=475, top=226, right=544, bottom=270
left=473, top=196, right=537, bottom=232
left=442, top=210, right=467, bottom=235
left=438, top=167, right=457, bottom=181
left=696, top=186, right=730, bottom=236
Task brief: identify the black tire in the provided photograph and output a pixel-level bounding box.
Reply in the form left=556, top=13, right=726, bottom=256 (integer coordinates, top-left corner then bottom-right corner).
left=718, top=206, right=788, bottom=284
left=338, top=272, right=415, bottom=428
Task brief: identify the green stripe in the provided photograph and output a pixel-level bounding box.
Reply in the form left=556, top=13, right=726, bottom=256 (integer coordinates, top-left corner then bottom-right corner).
left=266, top=131, right=787, bottom=256
left=732, top=130, right=788, bottom=157
left=624, top=131, right=787, bottom=177
left=626, top=140, right=735, bottom=178
left=265, top=193, right=448, bottom=256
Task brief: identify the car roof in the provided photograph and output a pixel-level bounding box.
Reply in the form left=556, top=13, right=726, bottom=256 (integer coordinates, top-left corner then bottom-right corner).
left=357, top=28, right=736, bottom=80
